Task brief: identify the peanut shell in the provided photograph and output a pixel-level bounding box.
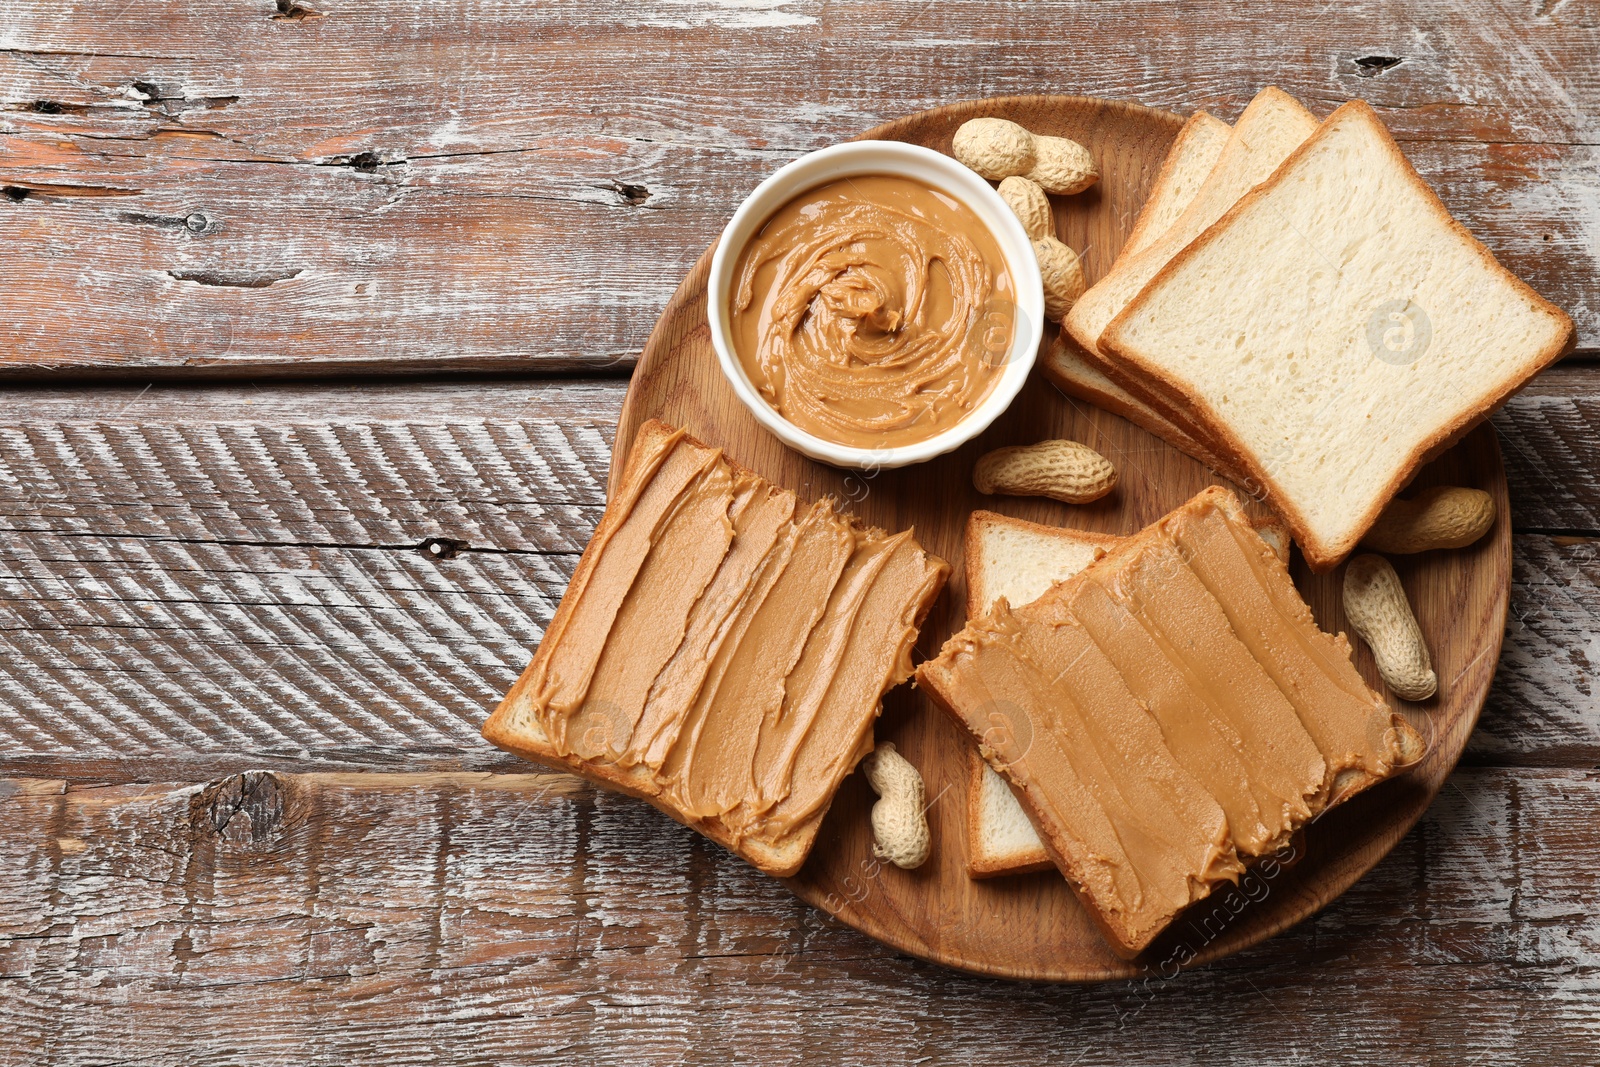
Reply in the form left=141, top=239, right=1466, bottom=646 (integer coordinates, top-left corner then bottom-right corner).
left=953, top=117, right=1036, bottom=180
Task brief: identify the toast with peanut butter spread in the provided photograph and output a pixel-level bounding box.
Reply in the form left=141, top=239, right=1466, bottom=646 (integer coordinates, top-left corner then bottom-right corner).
left=921, top=488, right=1423, bottom=956
left=483, top=419, right=949, bottom=878
left=961, top=508, right=1292, bottom=880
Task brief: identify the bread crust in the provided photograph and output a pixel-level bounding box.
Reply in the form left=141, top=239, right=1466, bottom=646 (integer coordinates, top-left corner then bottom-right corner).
left=964, top=747, right=1054, bottom=878
left=1066, top=334, right=1235, bottom=455
left=1099, top=100, right=1576, bottom=571
left=1121, top=110, right=1231, bottom=258
left=1038, top=333, right=1241, bottom=476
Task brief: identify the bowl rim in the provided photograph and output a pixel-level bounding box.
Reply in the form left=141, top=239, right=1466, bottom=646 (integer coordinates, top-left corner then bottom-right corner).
left=706, top=139, right=1045, bottom=471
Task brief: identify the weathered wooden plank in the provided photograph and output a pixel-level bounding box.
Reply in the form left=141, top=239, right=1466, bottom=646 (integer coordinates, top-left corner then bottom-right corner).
left=1499, top=364, right=1600, bottom=533
left=0, top=766, right=1597, bottom=1064
left=0, top=376, right=1598, bottom=776
left=2, top=0, right=1596, bottom=377
left=1480, top=533, right=1600, bottom=766
left=0, top=380, right=617, bottom=765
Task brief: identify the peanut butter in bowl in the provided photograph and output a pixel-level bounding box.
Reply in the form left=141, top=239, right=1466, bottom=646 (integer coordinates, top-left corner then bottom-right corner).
left=728, top=174, right=1017, bottom=451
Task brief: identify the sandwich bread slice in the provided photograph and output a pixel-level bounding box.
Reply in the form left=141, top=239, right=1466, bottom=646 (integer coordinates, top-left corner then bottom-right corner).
left=1042, top=111, right=1233, bottom=472
left=922, top=488, right=1423, bottom=954
left=1121, top=111, right=1234, bottom=259
left=1100, top=100, right=1576, bottom=569
left=1065, top=88, right=1320, bottom=448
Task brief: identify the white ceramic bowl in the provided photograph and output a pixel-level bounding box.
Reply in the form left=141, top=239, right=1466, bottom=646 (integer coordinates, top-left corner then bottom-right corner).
left=706, top=140, right=1045, bottom=470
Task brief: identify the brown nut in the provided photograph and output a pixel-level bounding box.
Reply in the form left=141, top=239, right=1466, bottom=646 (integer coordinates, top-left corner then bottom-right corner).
left=1023, top=134, right=1098, bottom=195
left=998, top=175, right=1052, bottom=240
left=1343, top=554, right=1437, bottom=701
left=1033, top=236, right=1086, bottom=321
left=863, top=742, right=929, bottom=870
left=972, top=439, right=1117, bottom=504
left=953, top=118, right=1097, bottom=194
left=952, top=118, right=1036, bottom=180
left=1362, top=486, right=1495, bottom=554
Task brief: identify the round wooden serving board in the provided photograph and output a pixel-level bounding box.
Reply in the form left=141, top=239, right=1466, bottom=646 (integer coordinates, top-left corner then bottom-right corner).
left=611, top=95, right=1510, bottom=982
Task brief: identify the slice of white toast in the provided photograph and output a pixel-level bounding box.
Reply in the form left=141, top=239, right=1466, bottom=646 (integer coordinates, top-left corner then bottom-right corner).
left=1065, top=88, right=1320, bottom=449
left=1121, top=111, right=1233, bottom=259
left=965, top=511, right=1114, bottom=619
left=1100, top=100, right=1575, bottom=570
left=1042, top=110, right=1236, bottom=474
left=962, top=509, right=1291, bottom=878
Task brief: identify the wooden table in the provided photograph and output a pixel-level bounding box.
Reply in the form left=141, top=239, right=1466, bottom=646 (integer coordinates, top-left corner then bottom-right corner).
left=3, top=3, right=1598, bottom=1062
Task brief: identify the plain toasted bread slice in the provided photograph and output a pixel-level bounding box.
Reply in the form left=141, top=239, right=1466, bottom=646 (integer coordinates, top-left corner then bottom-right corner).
left=964, top=511, right=1117, bottom=622
left=1100, top=101, right=1576, bottom=570
left=1122, top=111, right=1234, bottom=259
left=1065, top=88, right=1320, bottom=447
left=962, top=509, right=1292, bottom=879
left=1042, top=111, right=1238, bottom=475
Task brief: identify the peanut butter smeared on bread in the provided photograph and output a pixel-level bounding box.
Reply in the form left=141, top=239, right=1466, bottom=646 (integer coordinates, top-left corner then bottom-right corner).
left=1061, top=543, right=1326, bottom=855
left=484, top=420, right=949, bottom=878
left=1163, top=501, right=1409, bottom=802
left=918, top=487, right=1422, bottom=957
left=961, top=509, right=1297, bottom=879
left=935, top=602, right=1245, bottom=948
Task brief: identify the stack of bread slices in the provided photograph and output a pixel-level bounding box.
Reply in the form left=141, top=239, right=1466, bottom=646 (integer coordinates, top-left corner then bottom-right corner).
left=1044, top=87, right=1574, bottom=571
left=920, top=487, right=1428, bottom=956
left=960, top=509, right=1290, bottom=878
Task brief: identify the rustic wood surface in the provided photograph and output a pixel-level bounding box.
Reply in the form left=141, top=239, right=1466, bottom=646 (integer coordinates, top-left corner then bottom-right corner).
left=0, top=374, right=1596, bottom=1060
left=4, top=0, right=1600, bottom=1061
left=1, top=0, right=1597, bottom=377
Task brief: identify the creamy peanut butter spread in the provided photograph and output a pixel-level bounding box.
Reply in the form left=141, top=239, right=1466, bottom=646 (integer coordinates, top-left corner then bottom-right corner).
left=917, top=488, right=1413, bottom=956
left=485, top=421, right=949, bottom=876
left=729, top=175, right=1016, bottom=449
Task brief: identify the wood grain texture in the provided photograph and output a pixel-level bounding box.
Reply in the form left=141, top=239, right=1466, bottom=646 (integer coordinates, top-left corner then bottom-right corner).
left=1, top=0, right=1596, bottom=378
left=0, top=372, right=1594, bottom=1050
left=0, top=376, right=1597, bottom=774
left=2, top=766, right=1599, bottom=1066
left=0, top=379, right=616, bottom=768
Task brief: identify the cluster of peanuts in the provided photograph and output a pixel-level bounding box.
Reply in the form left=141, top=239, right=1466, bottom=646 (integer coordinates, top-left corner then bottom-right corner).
left=952, top=117, right=1096, bottom=322
left=1343, top=486, right=1497, bottom=702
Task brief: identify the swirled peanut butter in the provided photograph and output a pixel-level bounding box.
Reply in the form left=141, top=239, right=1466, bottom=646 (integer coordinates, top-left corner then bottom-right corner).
left=483, top=420, right=950, bottom=878
left=730, top=175, right=1015, bottom=449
